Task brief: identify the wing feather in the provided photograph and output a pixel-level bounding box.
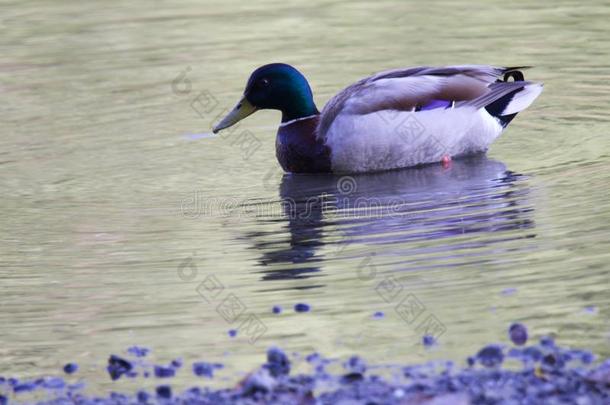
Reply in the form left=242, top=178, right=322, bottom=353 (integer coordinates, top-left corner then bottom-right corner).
left=458, top=81, right=535, bottom=109
left=318, top=65, right=519, bottom=140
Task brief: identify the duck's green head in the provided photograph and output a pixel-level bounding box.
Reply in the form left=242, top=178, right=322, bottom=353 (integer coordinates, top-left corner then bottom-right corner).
left=213, top=63, right=318, bottom=133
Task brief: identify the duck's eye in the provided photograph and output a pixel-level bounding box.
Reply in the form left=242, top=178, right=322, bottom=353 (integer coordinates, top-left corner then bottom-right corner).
left=259, top=78, right=270, bottom=87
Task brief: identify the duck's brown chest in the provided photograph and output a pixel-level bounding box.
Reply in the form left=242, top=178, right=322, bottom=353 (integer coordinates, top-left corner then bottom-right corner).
left=275, top=116, right=332, bottom=173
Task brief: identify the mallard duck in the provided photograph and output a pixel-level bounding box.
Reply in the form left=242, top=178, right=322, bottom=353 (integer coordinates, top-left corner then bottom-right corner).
left=213, top=64, right=542, bottom=173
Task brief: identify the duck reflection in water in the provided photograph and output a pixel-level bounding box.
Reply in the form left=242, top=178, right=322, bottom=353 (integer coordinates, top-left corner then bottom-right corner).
left=252, top=155, right=535, bottom=285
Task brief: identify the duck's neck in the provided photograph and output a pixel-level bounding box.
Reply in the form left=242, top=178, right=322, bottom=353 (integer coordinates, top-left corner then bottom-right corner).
left=280, top=93, right=319, bottom=122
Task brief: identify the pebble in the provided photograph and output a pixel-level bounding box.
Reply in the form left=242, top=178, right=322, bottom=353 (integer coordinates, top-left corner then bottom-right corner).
left=340, top=372, right=364, bottom=384
left=345, top=356, right=366, bottom=374
left=136, top=391, right=149, bottom=403
left=294, top=303, right=311, bottom=313
left=540, top=336, right=555, bottom=347
left=192, top=362, right=214, bottom=378
left=476, top=345, right=504, bottom=368
left=239, top=368, right=277, bottom=396
left=509, top=323, right=528, bottom=346
left=63, top=363, right=78, bottom=374
left=154, top=365, right=176, bottom=378
left=423, top=335, right=436, bottom=347
left=542, top=352, right=565, bottom=371
left=265, top=347, right=290, bottom=377
left=156, top=385, right=172, bottom=399
left=110, top=392, right=127, bottom=402
left=522, top=346, right=543, bottom=362
left=107, top=355, right=133, bottom=381
left=306, top=353, right=320, bottom=363
left=580, top=351, right=595, bottom=364
left=127, top=346, right=150, bottom=358
left=13, top=382, right=36, bottom=393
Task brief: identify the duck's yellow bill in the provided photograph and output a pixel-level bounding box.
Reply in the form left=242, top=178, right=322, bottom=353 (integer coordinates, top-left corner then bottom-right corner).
left=212, top=96, right=257, bottom=133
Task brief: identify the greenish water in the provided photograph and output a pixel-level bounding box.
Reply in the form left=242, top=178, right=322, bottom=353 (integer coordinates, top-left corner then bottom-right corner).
left=1, top=0, right=609, bottom=395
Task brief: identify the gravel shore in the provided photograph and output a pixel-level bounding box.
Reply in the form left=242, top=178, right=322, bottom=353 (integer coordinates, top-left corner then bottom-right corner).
left=2, top=330, right=608, bottom=404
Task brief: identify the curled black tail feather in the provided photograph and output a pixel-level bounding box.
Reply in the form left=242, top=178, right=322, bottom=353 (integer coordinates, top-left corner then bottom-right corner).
left=504, top=71, right=524, bottom=82
left=501, top=66, right=531, bottom=82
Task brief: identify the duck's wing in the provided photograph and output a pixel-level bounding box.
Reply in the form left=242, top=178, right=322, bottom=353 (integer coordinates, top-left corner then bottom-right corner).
left=318, top=65, right=526, bottom=140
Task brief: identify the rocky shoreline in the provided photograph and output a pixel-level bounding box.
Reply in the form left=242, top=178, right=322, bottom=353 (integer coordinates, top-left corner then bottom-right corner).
left=1, top=327, right=608, bottom=404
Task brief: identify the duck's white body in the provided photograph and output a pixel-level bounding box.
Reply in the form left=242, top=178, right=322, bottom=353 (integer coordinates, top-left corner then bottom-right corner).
left=317, top=65, right=543, bottom=173
left=325, top=107, right=502, bottom=172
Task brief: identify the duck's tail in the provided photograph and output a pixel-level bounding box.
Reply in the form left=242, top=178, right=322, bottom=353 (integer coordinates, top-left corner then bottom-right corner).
left=484, top=82, right=543, bottom=127
left=460, top=69, right=543, bottom=127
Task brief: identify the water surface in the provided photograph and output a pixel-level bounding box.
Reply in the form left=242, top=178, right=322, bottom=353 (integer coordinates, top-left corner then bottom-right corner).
left=1, top=0, right=609, bottom=394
